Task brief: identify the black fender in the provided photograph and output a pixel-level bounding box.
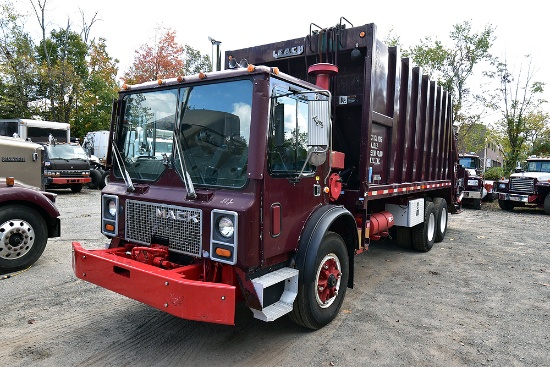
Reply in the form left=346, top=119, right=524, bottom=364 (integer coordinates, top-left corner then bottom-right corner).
left=295, top=205, right=357, bottom=289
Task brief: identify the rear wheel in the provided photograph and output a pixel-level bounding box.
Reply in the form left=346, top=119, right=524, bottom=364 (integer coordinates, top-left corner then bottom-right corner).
left=412, top=201, right=436, bottom=252
left=0, top=205, right=48, bottom=272
left=433, top=198, right=448, bottom=243
left=498, top=199, right=514, bottom=211
left=289, top=231, right=349, bottom=330
left=88, top=169, right=102, bottom=189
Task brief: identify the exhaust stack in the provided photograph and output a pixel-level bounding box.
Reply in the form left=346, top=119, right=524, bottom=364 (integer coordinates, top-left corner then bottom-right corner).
left=308, top=63, right=338, bottom=90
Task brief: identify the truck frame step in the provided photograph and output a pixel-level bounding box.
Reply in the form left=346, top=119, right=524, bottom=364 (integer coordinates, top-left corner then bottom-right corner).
left=250, top=267, right=298, bottom=322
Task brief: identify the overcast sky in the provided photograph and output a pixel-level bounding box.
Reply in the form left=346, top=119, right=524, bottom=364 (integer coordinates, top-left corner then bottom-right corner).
left=14, top=0, right=550, bottom=119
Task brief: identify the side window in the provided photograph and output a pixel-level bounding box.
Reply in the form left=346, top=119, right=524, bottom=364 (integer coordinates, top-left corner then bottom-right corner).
left=268, top=89, right=313, bottom=176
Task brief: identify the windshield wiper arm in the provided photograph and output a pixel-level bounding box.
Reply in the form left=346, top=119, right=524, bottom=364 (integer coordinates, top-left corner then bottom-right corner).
left=111, top=143, right=135, bottom=192
left=174, top=132, right=196, bottom=199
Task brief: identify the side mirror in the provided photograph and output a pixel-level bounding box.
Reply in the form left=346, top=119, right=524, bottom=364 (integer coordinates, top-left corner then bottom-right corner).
left=307, top=98, right=329, bottom=147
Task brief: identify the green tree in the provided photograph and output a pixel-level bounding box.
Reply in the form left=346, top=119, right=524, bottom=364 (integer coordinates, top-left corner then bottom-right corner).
left=523, top=110, right=550, bottom=156
left=72, top=37, right=119, bottom=139
left=35, top=27, right=88, bottom=123
left=182, top=44, right=211, bottom=75
left=406, top=21, right=495, bottom=121
left=0, top=1, right=39, bottom=118
left=485, top=56, right=546, bottom=173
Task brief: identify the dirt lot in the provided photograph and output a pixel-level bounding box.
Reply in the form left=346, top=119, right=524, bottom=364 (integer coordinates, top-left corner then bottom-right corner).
left=0, top=188, right=548, bottom=367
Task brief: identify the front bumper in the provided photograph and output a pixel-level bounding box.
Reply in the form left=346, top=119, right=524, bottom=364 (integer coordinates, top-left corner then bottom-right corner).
left=48, top=177, right=91, bottom=185
left=72, top=242, right=236, bottom=325
left=462, top=190, right=483, bottom=199
left=498, top=193, right=529, bottom=203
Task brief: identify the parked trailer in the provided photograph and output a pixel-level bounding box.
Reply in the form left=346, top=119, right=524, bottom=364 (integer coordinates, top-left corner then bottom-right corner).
left=0, top=119, right=70, bottom=143
left=0, top=136, right=61, bottom=272
left=72, top=21, right=461, bottom=329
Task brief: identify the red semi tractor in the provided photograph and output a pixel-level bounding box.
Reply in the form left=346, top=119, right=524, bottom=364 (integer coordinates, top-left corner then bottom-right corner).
left=72, top=20, right=462, bottom=329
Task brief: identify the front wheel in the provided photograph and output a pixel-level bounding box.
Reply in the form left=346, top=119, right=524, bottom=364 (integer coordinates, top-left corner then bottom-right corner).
left=71, top=184, right=83, bottom=193
left=498, top=199, right=514, bottom=211
left=289, top=231, right=349, bottom=330
left=0, top=205, right=48, bottom=272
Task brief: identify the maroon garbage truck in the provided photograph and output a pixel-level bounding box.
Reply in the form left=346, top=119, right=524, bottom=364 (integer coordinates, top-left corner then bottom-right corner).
left=72, top=21, right=461, bottom=329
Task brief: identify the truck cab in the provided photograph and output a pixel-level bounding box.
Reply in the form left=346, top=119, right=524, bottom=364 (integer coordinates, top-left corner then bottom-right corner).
left=458, top=153, right=487, bottom=209
left=495, top=157, right=550, bottom=214
left=43, top=141, right=91, bottom=192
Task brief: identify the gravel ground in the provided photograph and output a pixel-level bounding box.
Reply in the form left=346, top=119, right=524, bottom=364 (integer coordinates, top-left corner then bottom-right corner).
left=0, top=188, right=548, bottom=367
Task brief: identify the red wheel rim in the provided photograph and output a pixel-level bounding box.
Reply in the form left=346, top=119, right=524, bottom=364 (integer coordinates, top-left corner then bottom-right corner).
left=315, top=253, right=342, bottom=308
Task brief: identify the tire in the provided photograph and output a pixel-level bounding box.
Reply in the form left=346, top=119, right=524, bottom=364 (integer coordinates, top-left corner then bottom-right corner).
left=71, top=184, right=83, bottom=193
left=498, top=199, right=514, bottom=211
left=472, top=198, right=481, bottom=210
left=433, top=197, right=448, bottom=243
left=412, top=201, right=436, bottom=252
left=395, top=226, right=413, bottom=249
left=544, top=194, right=550, bottom=215
left=289, top=231, right=349, bottom=330
left=88, top=169, right=102, bottom=189
left=99, top=170, right=109, bottom=189
left=0, top=205, right=48, bottom=272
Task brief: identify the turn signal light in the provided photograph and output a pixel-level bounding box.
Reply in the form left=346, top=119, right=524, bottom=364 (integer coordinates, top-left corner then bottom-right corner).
left=105, top=224, right=115, bottom=232
left=215, top=248, right=231, bottom=258
left=6, top=177, right=14, bottom=186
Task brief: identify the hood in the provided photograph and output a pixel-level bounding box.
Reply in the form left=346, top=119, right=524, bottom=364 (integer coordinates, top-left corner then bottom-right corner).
left=510, top=171, right=550, bottom=181
left=46, top=157, right=90, bottom=170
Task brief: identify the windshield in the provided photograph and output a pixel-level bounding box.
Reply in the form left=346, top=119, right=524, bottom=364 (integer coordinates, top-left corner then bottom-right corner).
left=527, top=160, right=550, bottom=173
left=114, top=79, right=253, bottom=187
left=459, top=157, right=477, bottom=169
left=175, top=80, right=252, bottom=187
left=46, top=144, right=88, bottom=160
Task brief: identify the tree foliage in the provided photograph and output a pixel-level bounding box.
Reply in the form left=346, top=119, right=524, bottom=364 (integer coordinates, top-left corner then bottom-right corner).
left=72, top=38, right=119, bottom=138
left=0, top=1, right=39, bottom=118
left=0, top=1, right=120, bottom=140
left=123, top=29, right=211, bottom=84
left=485, top=56, right=546, bottom=172
left=405, top=20, right=495, bottom=124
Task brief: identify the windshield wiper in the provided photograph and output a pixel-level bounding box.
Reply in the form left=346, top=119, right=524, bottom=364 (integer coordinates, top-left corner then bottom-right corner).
left=111, top=143, right=135, bottom=192
left=174, top=132, right=196, bottom=199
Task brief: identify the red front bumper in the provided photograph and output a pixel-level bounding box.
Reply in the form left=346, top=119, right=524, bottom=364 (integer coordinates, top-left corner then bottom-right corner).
left=72, top=242, right=236, bottom=325
left=52, top=177, right=91, bottom=184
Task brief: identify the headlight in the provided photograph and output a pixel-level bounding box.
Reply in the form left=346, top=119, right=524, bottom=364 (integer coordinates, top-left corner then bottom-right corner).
left=102, top=194, right=119, bottom=237
left=218, top=216, right=234, bottom=238
left=108, top=200, right=117, bottom=217
left=498, top=183, right=506, bottom=189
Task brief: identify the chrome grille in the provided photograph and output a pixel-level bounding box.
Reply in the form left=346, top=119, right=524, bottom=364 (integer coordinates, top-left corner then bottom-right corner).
left=510, top=177, right=535, bottom=194
left=125, top=200, right=202, bottom=257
